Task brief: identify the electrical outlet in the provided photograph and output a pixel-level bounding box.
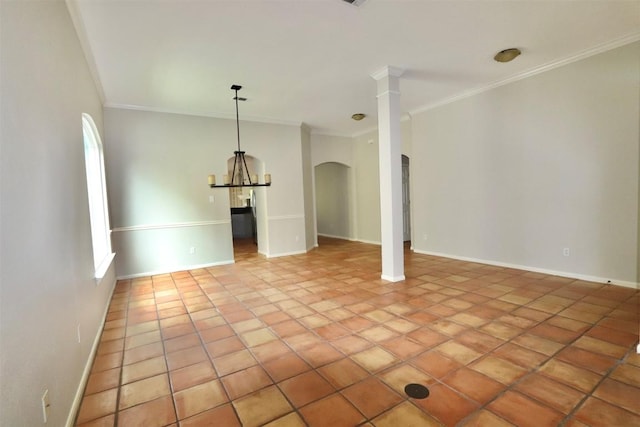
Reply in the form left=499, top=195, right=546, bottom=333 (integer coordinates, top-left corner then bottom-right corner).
left=423, top=234, right=428, bottom=241
left=189, top=247, right=196, bottom=254
left=77, top=324, right=81, bottom=344
left=563, top=248, right=570, bottom=257
left=208, top=195, right=214, bottom=203
left=42, top=389, right=50, bottom=423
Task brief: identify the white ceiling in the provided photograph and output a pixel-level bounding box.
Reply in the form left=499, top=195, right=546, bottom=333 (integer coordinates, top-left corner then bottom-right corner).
left=69, top=0, right=640, bottom=136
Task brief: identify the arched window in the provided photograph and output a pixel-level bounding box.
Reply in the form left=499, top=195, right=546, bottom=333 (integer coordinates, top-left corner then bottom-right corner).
left=82, top=113, right=113, bottom=279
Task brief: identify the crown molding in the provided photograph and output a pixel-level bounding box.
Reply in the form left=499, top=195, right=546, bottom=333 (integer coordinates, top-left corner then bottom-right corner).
left=411, top=32, right=640, bottom=116
left=65, top=0, right=105, bottom=103
left=370, top=65, right=405, bottom=80
left=104, top=102, right=302, bottom=127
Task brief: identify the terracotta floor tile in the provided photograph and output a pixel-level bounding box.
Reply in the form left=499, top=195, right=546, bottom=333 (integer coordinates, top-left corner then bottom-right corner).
left=121, top=355, right=167, bottom=384
left=435, top=341, right=482, bottom=365
left=414, top=382, right=479, bottom=426
left=609, top=363, right=640, bottom=387
left=573, top=335, right=628, bottom=358
left=163, top=333, right=201, bottom=354
left=480, top=321, right=523, bottom=340
left=298, top=342, right=343, bottom=368
left=514, top=373, right=585, bottom=414
left=262, top=412, right=306, bottom=427
left=122, top=341, right=164, bottom=365
left=232, top=386, right=293, bottom=427
left=178, top=403, right=241, bottom=427
left=351, top=346, right=398, bottom=373
left=198, top=324, right=235, bottom=343
left=76, top=389, right=118, bottom=424
left=75, top=239, right=640, bottom=427
left=492, top=342, right=548, bottom=369
left=460, top=409, right=515, bottom=427
left=221, top=365, right=273, bottom=400
left=379, top=364, right=434, bottom=395
left=173, top=379, right=228, bottom=420
left=592, top=378, right=640, bottom=415
left=317, top=357, right=369, bottom=389
left=407, top=327, right=450, bottom=347
left=75, top=414, right=115, bottom=427
left=574, top=396, right=640, bottom=427
left=470, top=356, right=527, bottom=385
left=380, top=336, right=425, bottom=359
left=586, top=325, right=638, bottom=347
left=342, top=377, right=403, bottom=419
left=166, top=345, right=208, bottom=371
left=204, top=335, right=245, bottom=358
left=213, top=349, right=257, bottom=376
left=250, top=339, right=291, bottom=363
left=456, top=330, right=505, bottom=353
left=119, top=374, right=171, bottom=410
left=299, top=394, right=365, bottom=427
left=84, top=368, right=120, bottom=395
left=539, top=359, right=601, bottom=392
left=529, top=322, right=581, bottom=344
left=511, top=334, right=564, bottom=356
left=411, top=350, right=462, bottom=379
left=428, top=319, right=469, bottom=336
left=169, top=361, right=217, bottom=392
left=372, top=401, right=441, bottom=427
left=279, top=370, right=335, bottom=407
left=262, top=352, right=312, bottom=382
left=443, top=367, right=504, bottom=404
left=556, top=346, right=617, bottom=374
left=117, top=395, right=176, bottom=427
left=488, top=390, right=563, bottom=427
left=91, top=352, right=123, bottom=373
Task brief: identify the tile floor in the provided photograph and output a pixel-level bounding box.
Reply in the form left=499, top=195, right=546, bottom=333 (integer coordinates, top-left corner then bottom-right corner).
left=75, top=237, right=639, bottom=426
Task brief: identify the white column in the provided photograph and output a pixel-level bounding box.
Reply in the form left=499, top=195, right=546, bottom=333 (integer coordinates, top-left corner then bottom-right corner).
left=371, top=66, right=405, bottom=282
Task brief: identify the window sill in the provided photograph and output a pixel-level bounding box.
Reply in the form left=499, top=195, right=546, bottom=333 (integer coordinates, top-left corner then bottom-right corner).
left=95, top=252, right=116, bottom=285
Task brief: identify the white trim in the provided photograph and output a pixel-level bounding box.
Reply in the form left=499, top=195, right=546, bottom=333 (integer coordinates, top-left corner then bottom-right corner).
left=410, top=33, right=640, bottom=116
left=637, top=343, right=640, bottom=355
left=266, top=250, right=307, bottom=258
left=116, top=260, right=234, bottom=280
left=112, top=220, right=229, bottom=233
left=381, top=274, right=406, bottom=282
left=65, top=0, right=105, bottom=103
left=413, top=249, right=639, bottom=290
left=268, top=214, right=305, bottom=221
left=104, top=102, right=302, bottom=128
left=94, top=252, right=116, bottom=282
left=317, top=233, right=357, bottom=241
left=65, top=277, right=117, bottom=427
left=371, top=66, right=405, bottom=80
left=356, top=238, right=381, bottom=246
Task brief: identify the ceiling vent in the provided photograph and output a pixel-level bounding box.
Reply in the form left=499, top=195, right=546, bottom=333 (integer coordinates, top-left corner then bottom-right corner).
left=342, top=0, right=368, bottom=7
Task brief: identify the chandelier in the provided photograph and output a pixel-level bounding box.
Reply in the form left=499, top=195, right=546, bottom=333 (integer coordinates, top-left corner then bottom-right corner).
left=208, top=85, right=272, bottom=188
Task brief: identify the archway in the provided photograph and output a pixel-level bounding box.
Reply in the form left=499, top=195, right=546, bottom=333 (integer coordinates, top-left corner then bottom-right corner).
left=314, top=162, right=352, bottom=240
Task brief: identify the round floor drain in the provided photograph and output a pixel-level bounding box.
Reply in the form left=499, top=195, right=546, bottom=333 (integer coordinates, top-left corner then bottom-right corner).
left=404, top=383, right=430, bottom=399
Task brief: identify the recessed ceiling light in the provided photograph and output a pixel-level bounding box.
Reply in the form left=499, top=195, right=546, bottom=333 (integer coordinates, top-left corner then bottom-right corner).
left=351, top=113, right=366, bottom=121
left=494, top=48, right=521, bottom=63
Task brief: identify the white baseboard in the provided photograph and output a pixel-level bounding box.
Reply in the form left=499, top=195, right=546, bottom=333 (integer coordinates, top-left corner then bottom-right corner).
left=381, top=274, right=406, bottom=282
left=413, top=249, right=639, bottom=289
left=266, top=250, right=308, bottom=258
left=65, top=277, right=117, bottom=427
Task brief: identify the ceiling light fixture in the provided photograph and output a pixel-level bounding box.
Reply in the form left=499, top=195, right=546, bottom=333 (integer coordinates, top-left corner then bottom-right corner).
left=208, top=85, right=271, bottom=188
left=351, top=113, right=366, bottom=121
left=494, top=48, right=521, bottom=63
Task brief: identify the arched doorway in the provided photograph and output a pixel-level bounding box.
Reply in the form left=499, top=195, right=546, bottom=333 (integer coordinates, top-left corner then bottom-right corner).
left=227, top=154, right=264, bottom=255
left=315, top=162, right=352, bottom=240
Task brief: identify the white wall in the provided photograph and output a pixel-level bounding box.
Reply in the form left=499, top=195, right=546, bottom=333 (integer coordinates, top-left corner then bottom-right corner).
left=315, top=162, right=352, bottom=239
left=411, top=42, right=640, bottom=286
left=104, top=107, right=307, bottom=276
left=0, top=1, right=116, bottom=426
